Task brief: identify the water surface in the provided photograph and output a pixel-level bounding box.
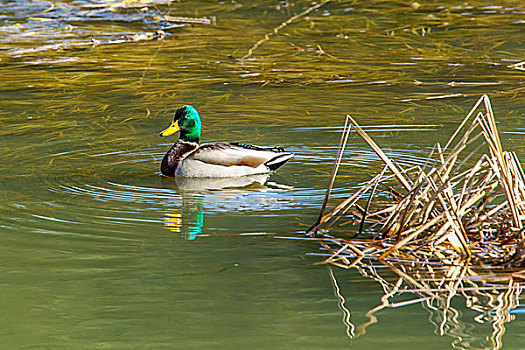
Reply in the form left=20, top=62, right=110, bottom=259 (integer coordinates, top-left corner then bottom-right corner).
left=1, top=1, right=525, bottom=349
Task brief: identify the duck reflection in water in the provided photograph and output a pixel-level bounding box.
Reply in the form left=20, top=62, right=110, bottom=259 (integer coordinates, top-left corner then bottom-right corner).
left=162, top=174, right=272, bottom=240
left=165, top=195, right=203, bottom=240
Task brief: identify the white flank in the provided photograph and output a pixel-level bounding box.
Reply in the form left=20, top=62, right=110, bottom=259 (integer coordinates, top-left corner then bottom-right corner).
left=175, top=159, right=270, bottom=178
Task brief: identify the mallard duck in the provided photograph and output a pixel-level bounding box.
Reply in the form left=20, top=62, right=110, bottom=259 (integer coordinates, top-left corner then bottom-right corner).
left=159, top=105, right=294, bottom=177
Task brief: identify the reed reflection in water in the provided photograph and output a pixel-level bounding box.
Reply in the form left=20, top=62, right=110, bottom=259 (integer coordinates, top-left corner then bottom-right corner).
left=327, top=260, right=523, bottom=349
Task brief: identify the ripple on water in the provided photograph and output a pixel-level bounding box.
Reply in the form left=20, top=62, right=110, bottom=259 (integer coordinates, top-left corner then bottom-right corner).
left=2, top=129, right=439, bottom=240
left=20, top=147, right=302, bottom=239
left=55, top=182, right=179, bottom=204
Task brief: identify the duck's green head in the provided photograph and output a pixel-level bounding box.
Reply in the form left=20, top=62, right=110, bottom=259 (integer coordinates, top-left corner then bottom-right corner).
left=159, top=105, right=202, bottom=143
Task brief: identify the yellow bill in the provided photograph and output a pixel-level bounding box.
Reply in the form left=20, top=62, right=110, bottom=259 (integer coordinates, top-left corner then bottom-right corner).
left=159, top=120, right=180, bottom=137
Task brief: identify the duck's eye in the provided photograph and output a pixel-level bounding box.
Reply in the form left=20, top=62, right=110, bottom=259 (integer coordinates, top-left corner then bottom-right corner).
left=183, top=115, right=189, bottom=120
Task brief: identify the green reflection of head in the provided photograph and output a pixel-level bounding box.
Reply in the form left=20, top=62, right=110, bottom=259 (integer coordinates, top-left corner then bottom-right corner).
left=164, top=194, right=203, bottom=240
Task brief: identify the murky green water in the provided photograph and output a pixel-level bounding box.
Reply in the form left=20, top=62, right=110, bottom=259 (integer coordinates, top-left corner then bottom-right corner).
left=1, top=1, right=525, bottom=349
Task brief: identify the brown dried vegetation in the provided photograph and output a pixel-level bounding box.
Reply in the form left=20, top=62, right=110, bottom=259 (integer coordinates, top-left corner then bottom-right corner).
left=308, top=95, right=525, bottom=271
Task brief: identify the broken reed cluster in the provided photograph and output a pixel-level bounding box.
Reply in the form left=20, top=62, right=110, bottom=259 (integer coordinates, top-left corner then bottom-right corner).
left=309, top=95, right=525, bottom=267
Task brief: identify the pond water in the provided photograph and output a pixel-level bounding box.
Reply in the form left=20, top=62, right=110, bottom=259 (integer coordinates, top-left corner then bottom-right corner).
left=1, top=1, right=525, bottom=349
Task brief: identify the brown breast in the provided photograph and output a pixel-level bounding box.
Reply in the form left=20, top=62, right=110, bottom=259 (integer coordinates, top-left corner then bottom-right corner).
left=160, top=140, right=199, bottom=177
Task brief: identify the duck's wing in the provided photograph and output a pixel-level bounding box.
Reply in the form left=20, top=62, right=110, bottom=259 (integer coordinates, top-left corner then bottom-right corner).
left=188, top=142, right=293, bottom=169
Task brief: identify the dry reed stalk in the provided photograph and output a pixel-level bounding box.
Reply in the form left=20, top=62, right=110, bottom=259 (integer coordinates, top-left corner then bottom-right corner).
left=242, top=0, right=331, bottom=59
left=311, top=95, right=525, bottom=268
left=161, top=15, right=217, bottom=25
left=313, top=116, right=353, bottom=228
left=346, top=116, right=412, bottom=190
left=509, top=61, right=525, bottom=71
